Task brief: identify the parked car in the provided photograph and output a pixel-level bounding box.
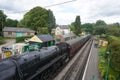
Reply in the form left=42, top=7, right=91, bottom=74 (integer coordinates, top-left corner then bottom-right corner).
left=1, top=46, right=12, bottom=53
left=24, top=38, right=30, bottom=42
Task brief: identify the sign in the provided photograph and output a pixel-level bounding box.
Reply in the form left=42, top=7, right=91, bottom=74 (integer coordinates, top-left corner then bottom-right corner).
left=5, top=51, right=12, bottom=58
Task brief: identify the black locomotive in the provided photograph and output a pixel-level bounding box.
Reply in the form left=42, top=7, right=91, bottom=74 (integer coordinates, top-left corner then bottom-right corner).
left=0, top=34, right=91, bottom=80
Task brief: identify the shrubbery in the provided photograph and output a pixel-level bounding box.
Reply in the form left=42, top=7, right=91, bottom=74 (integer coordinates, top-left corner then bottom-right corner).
left=98, top=47, right=106, bottom=78
left=16, top=36, right=32, bottom=43
left=98, top=36, right=120, bottom=80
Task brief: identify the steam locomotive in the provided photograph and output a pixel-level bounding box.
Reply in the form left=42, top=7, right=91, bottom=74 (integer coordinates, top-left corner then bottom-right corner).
left=0, top=34, right=91, bottom=80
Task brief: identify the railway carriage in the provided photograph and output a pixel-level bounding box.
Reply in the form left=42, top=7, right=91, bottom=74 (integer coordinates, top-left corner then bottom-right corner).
left=66, top=34, right=91, bottom=57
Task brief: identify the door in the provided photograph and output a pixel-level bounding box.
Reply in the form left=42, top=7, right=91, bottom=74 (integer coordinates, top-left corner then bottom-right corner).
left=16, top=32, right=23, bottom=37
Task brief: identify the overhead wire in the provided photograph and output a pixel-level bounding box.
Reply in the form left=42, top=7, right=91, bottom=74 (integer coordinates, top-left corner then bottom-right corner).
left=10, top=0, right=77, bottom=13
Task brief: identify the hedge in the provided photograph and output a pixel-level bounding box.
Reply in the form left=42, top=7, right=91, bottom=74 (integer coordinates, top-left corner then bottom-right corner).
left=16, top=36, right=32, bottom=43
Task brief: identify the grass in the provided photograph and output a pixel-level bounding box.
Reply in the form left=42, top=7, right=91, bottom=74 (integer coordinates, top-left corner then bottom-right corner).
left=0, top=37, right=6, bottom=45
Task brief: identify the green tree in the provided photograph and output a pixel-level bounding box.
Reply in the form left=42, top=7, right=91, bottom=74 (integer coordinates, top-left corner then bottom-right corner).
left=81, top=23, right=95, bottom=34
left=19, top=6, right=49, bottom=34
left=6, top=18, right=18, bottom=27
left=74, top=15, right=81, bottom=35
left=0, top=10, right=6, bottom=35
left=96, top=20, right=106, bottom=26
left=106, top=23, right=120, bottom=37
left=69, top=22, right=75, bottom=33
left=47, top=9, right=56, bottom=34
left=94, top=26, right=106, bottom=35
left=94, top=20, right=107, bottom=36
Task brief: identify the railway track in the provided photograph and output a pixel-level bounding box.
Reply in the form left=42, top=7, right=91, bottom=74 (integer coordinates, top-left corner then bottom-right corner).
left=54, top=39, right=93, bottom=80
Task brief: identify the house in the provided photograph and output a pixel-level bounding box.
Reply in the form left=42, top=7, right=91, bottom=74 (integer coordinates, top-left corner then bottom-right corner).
left=3, top=27, right=35, bottom=37
left=29, top=34, right=55, bottom=49
left=81, top=32, right=86, bottom=36
left=51, top=29, right=55, bottom=34
left=55, top=25, right=70, bottom=35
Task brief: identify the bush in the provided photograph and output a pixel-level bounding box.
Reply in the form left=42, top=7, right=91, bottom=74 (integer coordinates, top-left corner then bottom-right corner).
left=98, top=61, right=106, bottom=78
left=16, top=36, right=32, bottom=43
left=98, top=46, right=107, bottom=78
left=108, top=74, right=116, bottom=80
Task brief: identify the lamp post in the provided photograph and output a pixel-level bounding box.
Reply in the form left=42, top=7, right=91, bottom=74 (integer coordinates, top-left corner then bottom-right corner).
left=105, top=51, right=111, bottom=80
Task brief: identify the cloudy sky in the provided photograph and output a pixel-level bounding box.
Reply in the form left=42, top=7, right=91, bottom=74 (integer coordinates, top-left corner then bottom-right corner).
left=0, top=0, right=120, bottom=25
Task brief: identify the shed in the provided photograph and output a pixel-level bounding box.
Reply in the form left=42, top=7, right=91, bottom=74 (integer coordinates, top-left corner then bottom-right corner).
left=29, top=34, right=55, bottom=48
left=3, top=27, right=35, bottom=37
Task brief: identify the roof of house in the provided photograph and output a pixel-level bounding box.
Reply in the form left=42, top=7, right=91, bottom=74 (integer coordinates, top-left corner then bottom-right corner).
left=57, top=25, right=70, bottom=29
left=36, top=34, right=54, bottom=42
left=3, top=27, right=35, bottom=33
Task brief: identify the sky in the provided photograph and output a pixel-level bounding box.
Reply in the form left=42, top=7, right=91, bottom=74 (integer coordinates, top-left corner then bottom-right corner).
left=0, top=0, right=120, bottom=25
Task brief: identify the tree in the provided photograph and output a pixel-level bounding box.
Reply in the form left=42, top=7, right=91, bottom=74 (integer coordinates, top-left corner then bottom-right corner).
left=106, top=23, right=120, bottom=37
left=0, top=10, right=6, bottom=35
left=18, top=6, right=56, bottom=34
left=69, top=22, right=75, bottom=33
left=81, top=23, right=95, bottom=34
left=74, top=15, right=81, bottom=35
left=47, top=9, right=56, bottom=34
left=93, top=20, right=107, bottom=36
left=95, top=20, right=106, bottom=26
left=94, top=26, right=106, bottom=35
left=19, top=6, right=48, bottom=33
left=6, top=18, right=18, bottom=27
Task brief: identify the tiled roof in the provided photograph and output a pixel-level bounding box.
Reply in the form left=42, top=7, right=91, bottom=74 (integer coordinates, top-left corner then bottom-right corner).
left=3, top=27, right=35, bottom=33
left=37, top=34, right=54, bottom=42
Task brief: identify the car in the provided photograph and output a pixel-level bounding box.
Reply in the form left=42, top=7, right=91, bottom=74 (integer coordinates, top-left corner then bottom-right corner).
left=24, top=38, right=30, bottom=42
left=1, top=46, right=12, bottom=53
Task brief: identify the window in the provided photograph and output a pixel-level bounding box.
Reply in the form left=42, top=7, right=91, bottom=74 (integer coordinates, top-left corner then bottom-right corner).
left=8, top=32, right=12, bottom=35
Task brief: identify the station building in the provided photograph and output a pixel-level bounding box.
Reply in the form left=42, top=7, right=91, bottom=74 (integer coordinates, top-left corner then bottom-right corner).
left=23, top=34, right=55, bottom=52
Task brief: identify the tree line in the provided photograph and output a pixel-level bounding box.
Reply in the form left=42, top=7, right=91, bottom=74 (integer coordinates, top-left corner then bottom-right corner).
left=80, top=20, right=120, bottom=37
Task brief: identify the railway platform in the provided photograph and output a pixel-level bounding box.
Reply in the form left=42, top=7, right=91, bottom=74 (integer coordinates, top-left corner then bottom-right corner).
left=82, top=41, right=102, bottom=80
